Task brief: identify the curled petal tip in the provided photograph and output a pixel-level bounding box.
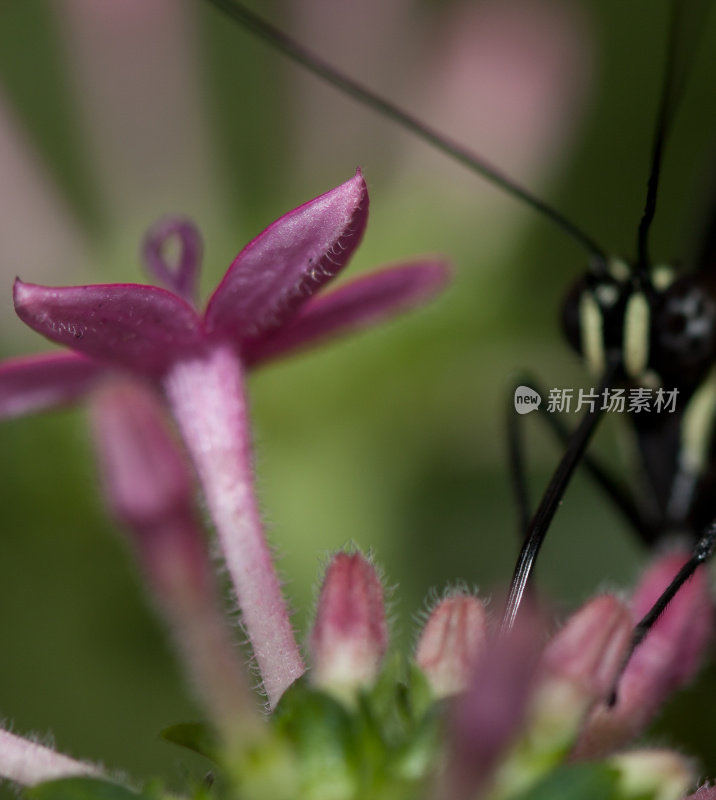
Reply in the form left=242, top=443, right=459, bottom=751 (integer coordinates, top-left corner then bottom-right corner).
left=142, top=216, right=203, bottom=305
left=12, top=276, right=31, bottom=306
left=351, top=166, right=366, bottom=191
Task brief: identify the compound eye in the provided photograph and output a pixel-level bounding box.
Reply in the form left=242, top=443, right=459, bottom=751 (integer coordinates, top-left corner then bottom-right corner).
left=655, top=279, right=716, bottom=370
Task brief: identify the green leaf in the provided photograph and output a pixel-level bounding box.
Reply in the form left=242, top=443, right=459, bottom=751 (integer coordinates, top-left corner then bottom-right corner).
left=24, top=777, right=155, bottom=800
left=160, top=722, right=218, bottom=762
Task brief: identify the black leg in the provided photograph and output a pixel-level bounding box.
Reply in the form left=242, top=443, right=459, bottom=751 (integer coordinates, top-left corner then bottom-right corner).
left=608, top=518, right=716, bottom=706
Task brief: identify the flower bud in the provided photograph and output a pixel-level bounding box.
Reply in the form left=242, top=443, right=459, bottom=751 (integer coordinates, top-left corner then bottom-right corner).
left=576, top=549, right=714, bottom=759
left=442, top=611, right=541, bottom=800
left=415, top=591, right=488, bottom=697
left=538, top=594, right=632, bottom=723
left=310, top=552, right=388, bottom=694
left=490, top=596, right=631, bottom=796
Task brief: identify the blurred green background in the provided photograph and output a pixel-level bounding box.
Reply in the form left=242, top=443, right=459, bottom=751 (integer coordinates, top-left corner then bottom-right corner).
left=1, top=0, right=716, bottom=794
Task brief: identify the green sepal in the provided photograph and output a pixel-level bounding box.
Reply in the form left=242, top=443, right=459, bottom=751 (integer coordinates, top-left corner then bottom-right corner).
left=273, top=679, right=360, bottom=798
left=160, top=722, right=218, bottom=762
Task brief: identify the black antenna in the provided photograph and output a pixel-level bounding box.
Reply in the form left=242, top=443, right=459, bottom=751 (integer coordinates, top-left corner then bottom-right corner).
left=636, top=0, right=713, bottom=275
left=204, top=0, right=607, bottom=263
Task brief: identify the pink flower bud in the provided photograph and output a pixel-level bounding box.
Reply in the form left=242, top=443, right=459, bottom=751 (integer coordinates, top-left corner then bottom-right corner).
left=539, top=594, right=632, bottom=715
left=482, top=597, right=631, bottom=796
left=440, top=611, right=541, bottom=800
left=415, top=591, right=488, bottom=697
left=576, top=549, right=714, bottom=759
left=310, top=552, right=388, bottom=692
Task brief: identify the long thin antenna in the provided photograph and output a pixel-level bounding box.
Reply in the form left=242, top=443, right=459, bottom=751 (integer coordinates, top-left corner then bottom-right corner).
left=204, top=0, right=606, bottom=263
left=636, top=0, right=713, bottom=275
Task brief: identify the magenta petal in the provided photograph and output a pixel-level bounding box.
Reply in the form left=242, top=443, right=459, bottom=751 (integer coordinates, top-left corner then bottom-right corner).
left=14, top=279, right=203, bottom=375
left=242, top=260, right=450, bottom=366
left=0, top=351, right=106, bottom=419
left=205, top=170, right=369, bottom=339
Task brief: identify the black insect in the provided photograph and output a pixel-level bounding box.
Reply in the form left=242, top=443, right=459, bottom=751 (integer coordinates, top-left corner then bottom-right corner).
left=208, top=0, right=716, bottom=670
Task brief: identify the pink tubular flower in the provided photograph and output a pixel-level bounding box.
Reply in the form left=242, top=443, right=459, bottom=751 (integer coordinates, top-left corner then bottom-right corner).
left=90, top=379, right=261, bottom=748
left=1, top=170, right=449, bottom=707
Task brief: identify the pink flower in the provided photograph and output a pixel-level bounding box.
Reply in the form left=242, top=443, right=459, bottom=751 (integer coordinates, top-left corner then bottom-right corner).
left=1, top=170, right=449, bottom=707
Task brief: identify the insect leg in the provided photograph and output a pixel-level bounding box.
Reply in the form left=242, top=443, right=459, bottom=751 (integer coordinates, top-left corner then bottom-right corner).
left=608, top=519, right=716, bottom=706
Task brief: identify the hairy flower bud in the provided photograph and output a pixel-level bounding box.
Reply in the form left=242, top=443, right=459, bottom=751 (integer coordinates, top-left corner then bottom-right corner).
left=538, top=594, right=632, bottom=721
left=488, top=596, right=631, bottom=797
left=310, top=551, right=388, bottom=694
left=442, top=612, right=541, bottom=800
left=415, top=591, right=488, bottom=697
